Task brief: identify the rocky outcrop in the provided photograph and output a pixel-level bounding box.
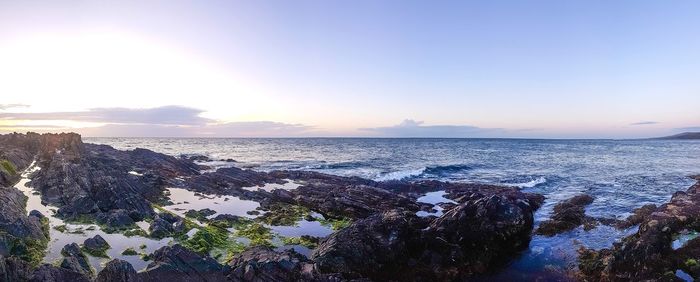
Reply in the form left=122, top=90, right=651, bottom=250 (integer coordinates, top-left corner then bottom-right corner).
left=0, top=186, right=48, bottom=265
left=60, top=243, right=92, bottom=277
left=312, top=191, right=542, bottom=281
left=578, top=176, right=700, bottom=281
left=138, top=244, right=227, bottom=282
left=0, top=256, right=32, bottom=281
left=536, top=194, right=595, bottom=236
left=27, top=134, right=202, bottom=225
left=227, top=246, right=313, bottom=281
left=95, top=259, right=142, bottom=282
left=83, top=235, right=110, bottom=257
left=291, top=184, right=423, bottom=219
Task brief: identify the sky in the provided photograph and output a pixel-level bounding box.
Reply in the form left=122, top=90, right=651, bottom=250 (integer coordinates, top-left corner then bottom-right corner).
left=0, top=0, right=698, bottom=138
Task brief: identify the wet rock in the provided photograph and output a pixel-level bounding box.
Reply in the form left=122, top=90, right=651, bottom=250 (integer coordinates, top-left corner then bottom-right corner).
left=184, top=208, right=216, bottom=221
left=184, top=167, right=282, bottom=196
left=97, top=209, right=136, bottom=231
left=149, top=217, right=174, bottom=239
left=578, top=177, right=700, bottom=281
left=27, top=133, right=201, bottom=225
left=616, top=204, right=657, bottom=229
left=0, top=186, right=48, bottom=264
left=28, top=210, right=45, bottom=220
left=313, top=192, right=541, bottom=281
left=227, top=246, right=312, bottom=281
left=30, top=263, right=91, bottom=282
left=180, top=154, right=211, bottom=162
left=536, top=194, right=595, bottom=236
left=292, top=183, right=422, bottom=219
left=312, top=210, right=428, bottom=280
left=0, top=256, right=32, bottom=281
left=138, top=244, right=227, bottom=282
left=60, top=243, right=93, bottom=276
left=95, top=259, right=142, bottom=282
left=83, top=235, right=110, bottom=257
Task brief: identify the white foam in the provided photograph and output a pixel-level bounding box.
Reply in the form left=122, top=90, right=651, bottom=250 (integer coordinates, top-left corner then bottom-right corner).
left=504, top=176, right=547, bottom=188
left=374, top=168, right=425, bottom=181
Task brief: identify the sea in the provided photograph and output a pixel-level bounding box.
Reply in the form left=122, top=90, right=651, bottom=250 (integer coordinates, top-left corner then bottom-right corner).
left=85, top=137, right=700, bottom=279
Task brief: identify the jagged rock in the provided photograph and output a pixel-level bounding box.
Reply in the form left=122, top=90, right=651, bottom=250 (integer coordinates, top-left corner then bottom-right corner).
left=313, top=192, right=541, bottom=281
left=83, top=235, right=110, bottom=256
left=0, top=186, right=48, bottom=262
left=312, top=209, right=428, bottom=280
left=578, top=177, right=700, bottom=281
left=29, top=264, right=91, bottom=282
left=95, top=259, right=142, bottom=282
left=184, top=208, right=216, bottom=221
left=60, top=243, right=92, bottom=276
left=149, top=217, right=174, bottom=239
left=536, top=194, right=595, bottom=236
left=28, top=210, right=45, bottom=220
left=97, top=210, right=136, bottom=231
left=0, top=256, right=32, bottom=281
left=292, top=183, right=422, bottom=219
left=138, top=244, right=227, bottom=282
left=227, top=246, right=312, bottom=281
left=157, top=212, right=180, bottom=224
left=616, top=204, right=657, bottom=229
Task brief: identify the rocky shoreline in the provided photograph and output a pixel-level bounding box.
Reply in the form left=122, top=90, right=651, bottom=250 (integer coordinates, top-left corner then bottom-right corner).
left=0, top=132, right=698, bottom=281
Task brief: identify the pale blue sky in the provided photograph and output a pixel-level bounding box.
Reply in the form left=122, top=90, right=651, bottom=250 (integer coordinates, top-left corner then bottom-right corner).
left=0, top=1, right=698, bottom=138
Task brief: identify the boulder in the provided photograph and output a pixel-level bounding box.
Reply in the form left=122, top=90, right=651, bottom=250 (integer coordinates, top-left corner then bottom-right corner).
left=138, top=244, right=227, bottom=282
left=227, top=246, right=312, bottom=281
left=536, top=194, right=595, bottom=236
left=83, top=235, right=110, bottom=256
left=95, top=259, right=142, bottom=282
left=29, top=264, right=91, bottom=282
left=60, top=243, right=92, bottom=276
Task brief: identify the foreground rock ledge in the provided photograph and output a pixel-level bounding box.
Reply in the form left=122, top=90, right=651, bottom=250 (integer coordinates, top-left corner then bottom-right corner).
left=578, top=176, right=700, bottom=281
left=0, top=132, right=546, bottom=281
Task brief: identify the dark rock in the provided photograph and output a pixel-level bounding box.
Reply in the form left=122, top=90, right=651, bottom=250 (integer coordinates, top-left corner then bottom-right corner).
left=0, top=256, right=33, bottom=281
left=184, top=208, right=216, bottom=221
left=138, top=244, right=227, bottom=282
left=312, top=210, right=428, bottom=280
left=536, top=194, right=595, bottom=236
left=578, top=177, right=700, bottom=281
left=616, top=204, right=657, bottom=229
left=227, top=246, right=312, bottom=281
left=83, top=235, right=110, bottom=256
left=30, top=263, right=91, bottom=282
left=60, top=243, right=92, bottom=276
left=97, top=209, right=136, bottom=231
left=292, top=183, right=422, bottom=219
left=180, top=154, right=211, bottom=162
left=0, top=186, right=48, bottom=263
left=313, top=192, right=541, bottom=281
left=157, top=212, right=180, bottom=224
left=149, top=217, right=174, bottom=239
left=95, top=259, right=142, bottom=282
left=28, top=210, right=45, bottom=220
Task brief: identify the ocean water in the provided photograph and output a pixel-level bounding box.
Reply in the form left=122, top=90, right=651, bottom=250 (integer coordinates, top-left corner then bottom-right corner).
left=86, top=138, right=700, bottom=277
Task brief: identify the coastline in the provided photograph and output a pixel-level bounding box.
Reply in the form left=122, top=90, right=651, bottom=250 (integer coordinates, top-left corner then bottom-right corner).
left=0, top=132, right=698, bottom=281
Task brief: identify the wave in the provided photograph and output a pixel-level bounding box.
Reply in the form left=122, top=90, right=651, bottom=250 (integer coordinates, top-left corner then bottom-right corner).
left=422, top=164, right=473, bottom=176
left=375, top=168, right=426, bottom=181
left=502, top=176, right=547, bottom=188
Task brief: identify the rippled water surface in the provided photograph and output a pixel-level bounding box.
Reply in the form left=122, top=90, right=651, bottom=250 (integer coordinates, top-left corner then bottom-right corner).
left=87, top=138, right=700, bottom=276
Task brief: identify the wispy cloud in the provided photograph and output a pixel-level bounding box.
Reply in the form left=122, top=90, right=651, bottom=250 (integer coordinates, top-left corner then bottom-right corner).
left=0, top=105, right=315, bottom=137
left=630, top=121, right=659, bottom=126
left=76, top=122, right=313, bottom=137
left=0, top=106, right=212, bottom=126
left=0, top=104, right=29, bottom=110
left=360, top=119, right=502, bottom=138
